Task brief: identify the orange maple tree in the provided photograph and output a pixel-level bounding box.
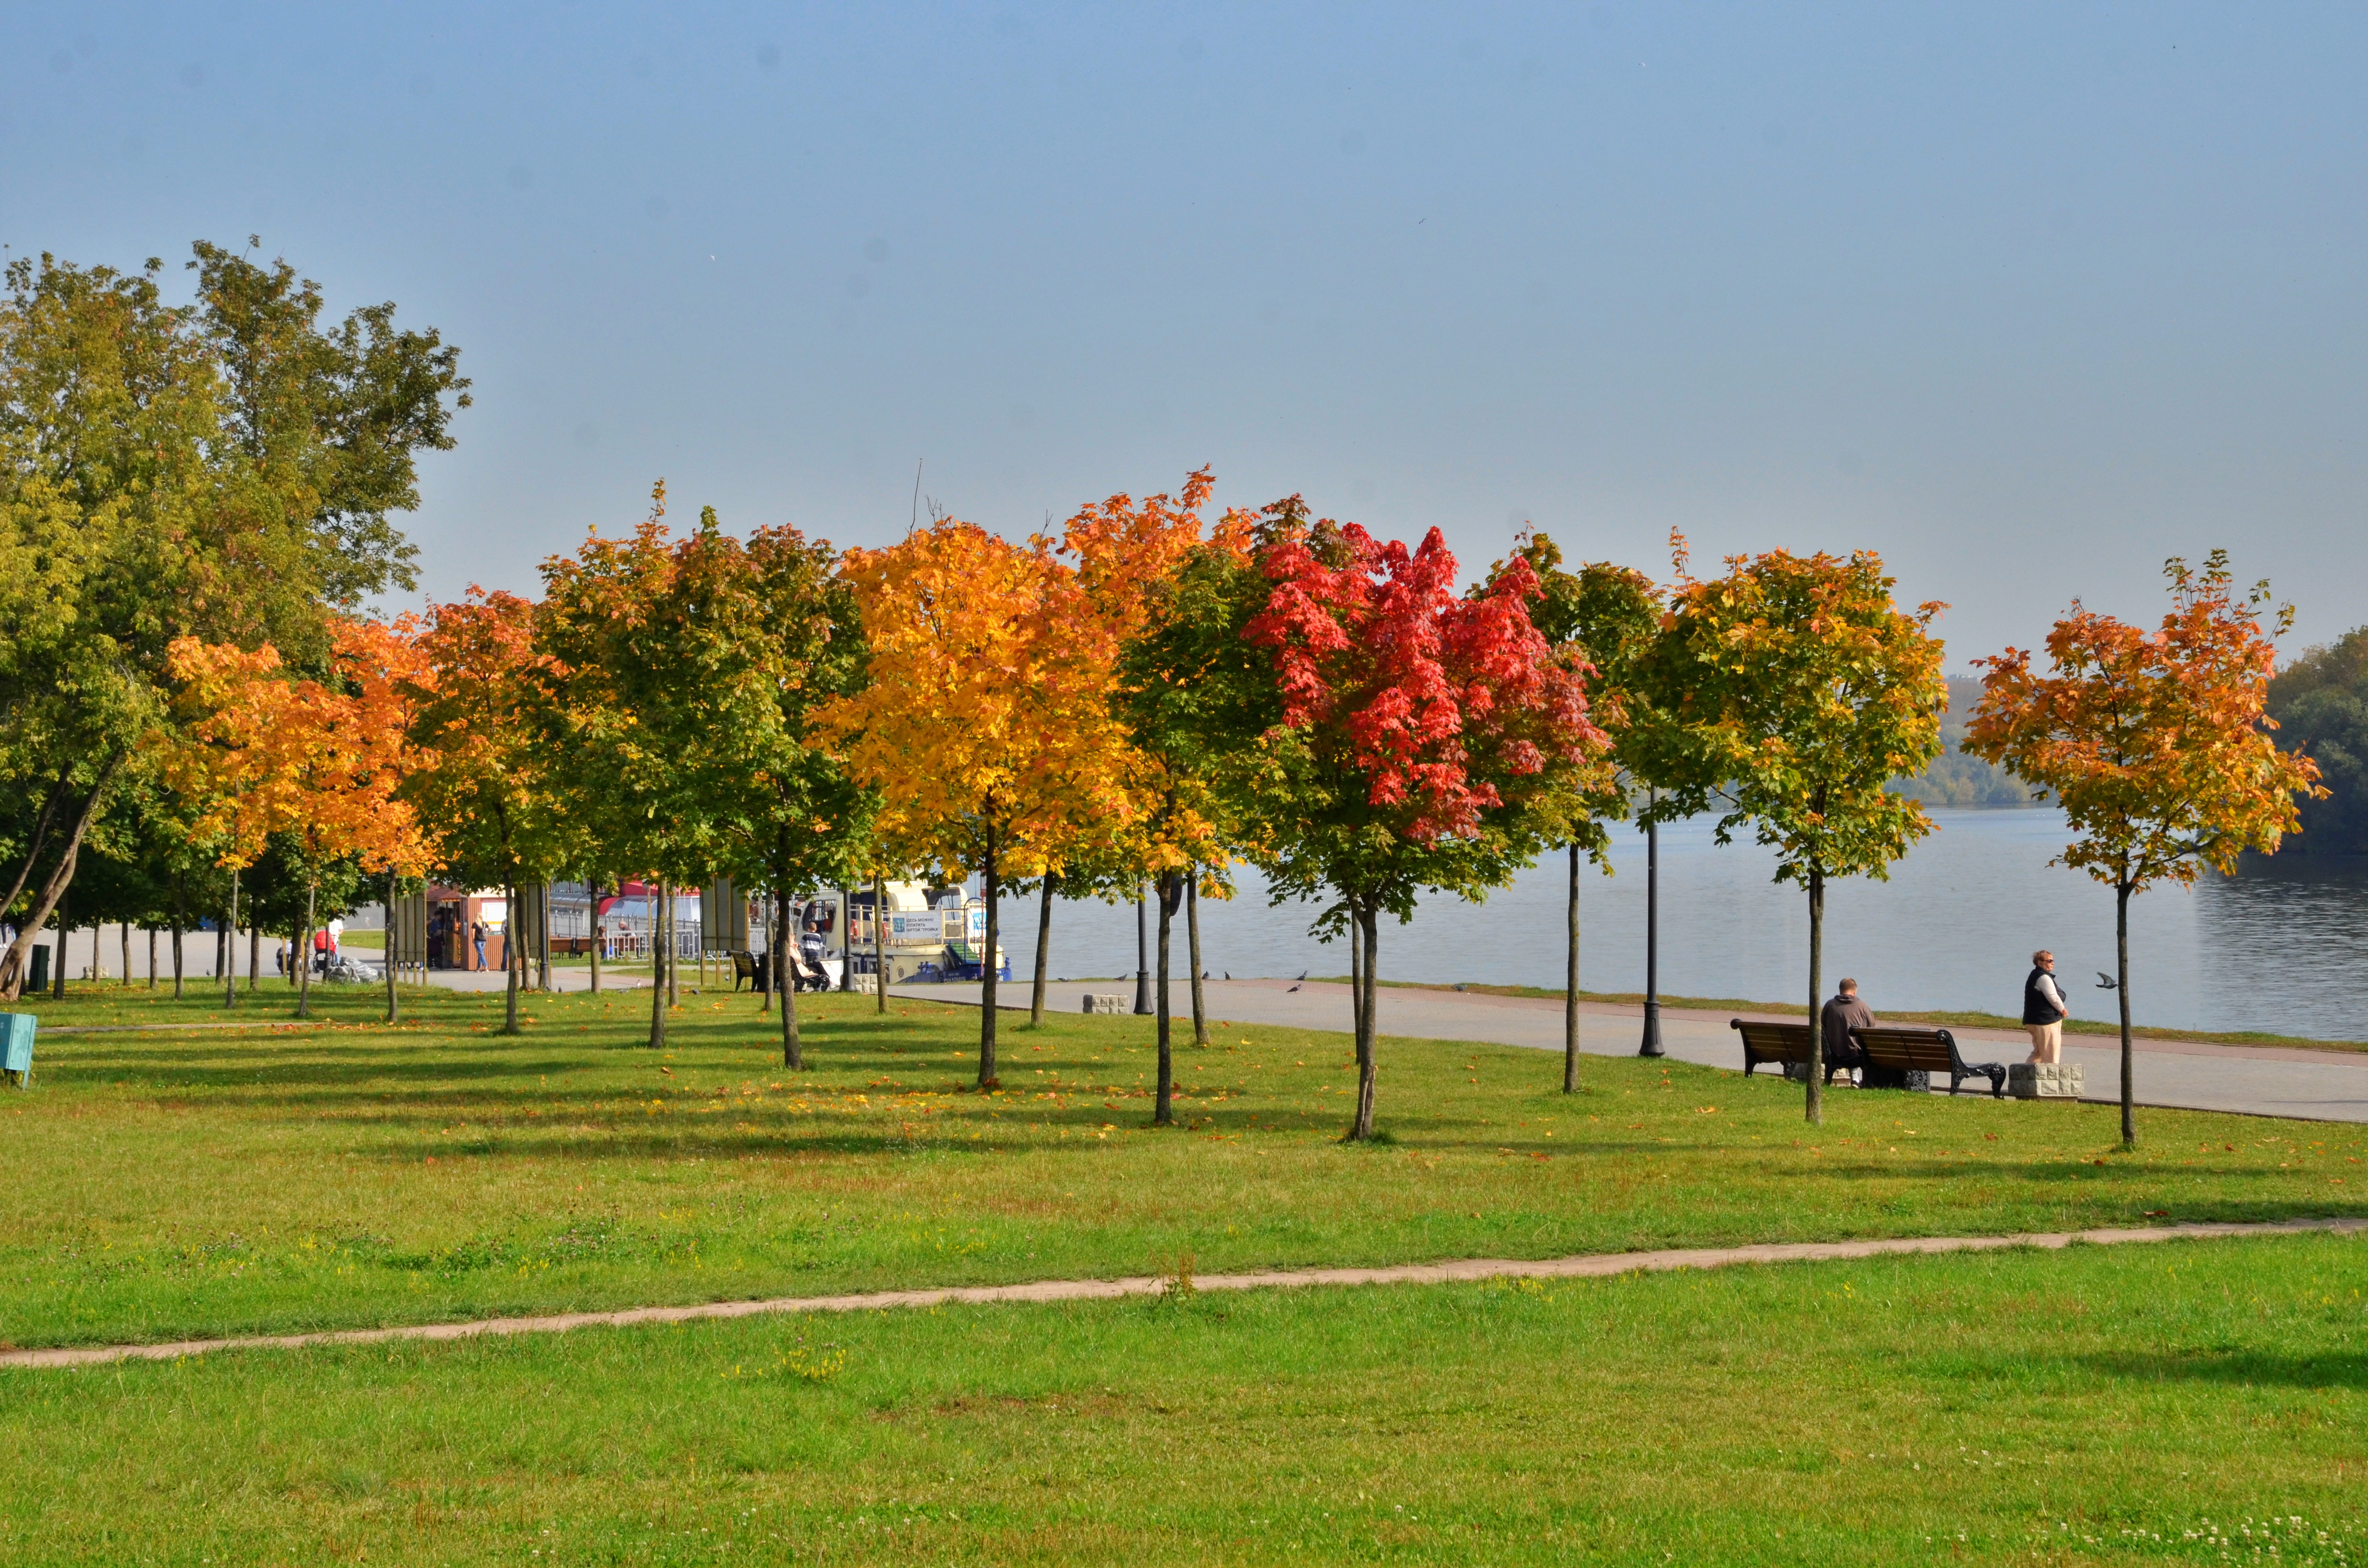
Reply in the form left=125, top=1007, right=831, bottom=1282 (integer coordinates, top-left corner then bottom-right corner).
left=812, top=518, right=1138, bottom=1087
left=1966, top=551, right=2324, bottom=1147
left=1062, top=467, right=1258, bottom=1118
left=164, top=617, right=434, bottom=1017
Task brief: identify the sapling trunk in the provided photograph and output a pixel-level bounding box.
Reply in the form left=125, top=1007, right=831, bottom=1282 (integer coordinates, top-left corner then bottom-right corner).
left=224, top=870, right=238, bottom=1010
left=1154, top=871, right=1179, bottom=1126
left=1349, top=902, right=1380, bottom=1141
left=120, top=923, right=130, bottom=988
left=1187, top=876, right=1208, bottom=1047
left=384, top=871, right=400, bottom=1024
left=1804, top=866, right=1825, bottom=1127
left=978, top=830, right=1001, bottom=1088
left=502, top=879, right=521, bottom=1035
left=873, top=871, right=887, bottom=1016
left=296, top=878, right=318, bottom=1019
left=147, top=926, right=156, bottom=991
left=248, top=925, right=259, bottom=994
left=1563, top=842, right=1581, bottom=1093
left=1348, top=914, right=1363, bottom=1044
left=648, top=877, right=668, bottom=1049
left=1030, top=877, right=1053, bottom=1026
left=2118, top=878, right=2136, bottom=1149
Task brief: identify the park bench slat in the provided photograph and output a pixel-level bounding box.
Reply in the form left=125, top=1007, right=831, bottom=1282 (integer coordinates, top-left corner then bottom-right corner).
left=1730, top=1019, right=1851, bottom=1085
left=1850, top=1026, right=2007, bottom=1098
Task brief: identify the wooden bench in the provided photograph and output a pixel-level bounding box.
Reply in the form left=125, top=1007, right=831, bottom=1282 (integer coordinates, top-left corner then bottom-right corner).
left=1731, top=1019, right=1853, bottom=1085
left=730, top=951, right=766, bottom=993
left=1851, top=1026, right=2007, bottom=1098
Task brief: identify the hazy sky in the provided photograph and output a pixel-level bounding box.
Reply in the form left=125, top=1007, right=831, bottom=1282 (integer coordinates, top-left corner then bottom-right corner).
left=9, top=2, right=2365, bottom=665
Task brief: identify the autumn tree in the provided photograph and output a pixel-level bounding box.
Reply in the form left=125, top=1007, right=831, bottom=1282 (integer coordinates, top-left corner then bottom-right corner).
left=1070, top=468, right=1258, bottom=1122
left=0, top=245, right=466, bottom=998
left=402, top=589, right=560, bottom=1036
left=543, top=501, right=872, bottom=1066
left=1628, top=540, right=1946, bottom=1125
left=1232, top=501, right=1607, bottom=1141
left=813, top=518, right=1136, bottom=1088
left=1966, top=552, right=2322, bottom=1147
left=1507, top=536, right=1660, bottom=1092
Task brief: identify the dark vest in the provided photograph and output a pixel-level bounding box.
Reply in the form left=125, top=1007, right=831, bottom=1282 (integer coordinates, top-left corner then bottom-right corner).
left=2023, top=967, right=2065, bottom=1025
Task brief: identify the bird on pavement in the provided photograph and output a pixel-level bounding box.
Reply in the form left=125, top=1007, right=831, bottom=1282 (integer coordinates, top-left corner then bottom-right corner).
left=1295, top=970, right=1309, bottom=980
left=1286, top=984, right=1301, bottom=993
left=2096, top=972, right=2119, bottom=990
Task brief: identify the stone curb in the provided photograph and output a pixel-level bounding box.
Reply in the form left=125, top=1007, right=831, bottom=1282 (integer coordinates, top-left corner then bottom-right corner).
left=4, top=1215, right=2358, bottom=1372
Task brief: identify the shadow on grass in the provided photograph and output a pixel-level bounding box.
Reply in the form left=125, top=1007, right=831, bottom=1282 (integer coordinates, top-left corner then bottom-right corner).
left=2070, top=1351, right=2368, bottom=1390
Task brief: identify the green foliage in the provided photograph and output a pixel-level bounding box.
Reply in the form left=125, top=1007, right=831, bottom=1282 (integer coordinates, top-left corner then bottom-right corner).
left=2269, top=626, right=2368, bottom=856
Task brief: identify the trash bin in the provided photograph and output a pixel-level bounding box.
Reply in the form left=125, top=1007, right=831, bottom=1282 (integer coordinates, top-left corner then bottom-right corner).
left=0, top=1012, right=33, bottom=1087
left=25, top=943, right=49, bottom=993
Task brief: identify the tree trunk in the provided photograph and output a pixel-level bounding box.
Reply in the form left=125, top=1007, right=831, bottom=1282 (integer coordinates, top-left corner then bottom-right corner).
left=224, top=868, right=239, bottom=1010
left=503, top=879, right=522, bottom=1035
left=296, top=878, right=318, bottom=1018
left=666, top=881, right=679, bottom=1008
left=0, top=759, right=120, bottom=1000
left=212, top=921, right=225, bottom=990
left=385, top=871, right=400, bottom=1024
left=1804, top=865, right=1825, bottom=1127
left=52, top=900, right=70, bottom=999
left=1348, top=901, right=1380, bottom=1141
left=120, top=923, right=131, bottom=988
left=249, top=924, right=260, bottom=994
left=171, top=881, right=185, bottom=1000
left=146, top=925, right=156, bottom=991
left=1154, top=870, right=1181, bottom=1126
left=1563, top=842, right=1581, bottom=1093
left=1187, top=876, right=1208, bottom=1047
left=538, top=883, right=552, bottom=993
left=873, top=870, right=888, bottom=1016
left=1029, top=876, right=1053, bottom=1026
left=777, top=838, right=802, bottom=1071
left=648, top=876, right=669, bottom=1050
left=2118, top=878, right=2135, bottom=1149
left=978, top=831, right=1001, bottom=1088
left=1348, top=910, right=1364, bottom=1044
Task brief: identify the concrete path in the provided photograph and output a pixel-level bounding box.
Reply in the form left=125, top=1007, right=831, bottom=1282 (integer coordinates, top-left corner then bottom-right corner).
left=894, top=978, right=2368, bottom=1125
left=5, top=1216, right=2356, bottom=1372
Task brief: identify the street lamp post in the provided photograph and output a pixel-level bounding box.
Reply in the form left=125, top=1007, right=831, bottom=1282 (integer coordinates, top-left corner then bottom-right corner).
left=1639, top=788, right=1665, bottom=1058
left=1133, top=890, right=1152, bottom=1015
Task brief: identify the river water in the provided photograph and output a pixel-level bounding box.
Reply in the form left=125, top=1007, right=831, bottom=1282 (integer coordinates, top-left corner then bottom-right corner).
left=987, top=808, right=2368, bottom=1043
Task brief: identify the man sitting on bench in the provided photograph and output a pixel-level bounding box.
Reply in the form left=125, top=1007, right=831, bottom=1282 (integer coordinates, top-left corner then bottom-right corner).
left=1820, top=979, right=1875, bottom=1082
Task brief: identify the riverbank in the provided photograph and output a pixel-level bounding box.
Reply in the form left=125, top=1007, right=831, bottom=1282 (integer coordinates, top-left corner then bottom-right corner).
left=1339, top=978, right=2368, bottom=1055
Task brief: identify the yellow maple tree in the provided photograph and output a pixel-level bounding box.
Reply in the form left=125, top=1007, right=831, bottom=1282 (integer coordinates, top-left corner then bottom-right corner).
left=812, top=519, right=1139, bottom=1086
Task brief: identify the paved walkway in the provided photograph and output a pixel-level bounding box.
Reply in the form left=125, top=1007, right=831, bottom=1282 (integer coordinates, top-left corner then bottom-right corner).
left=5, top=1216, right=2356, bottom=1372
left=894, top=978, right=2368, bottom=1124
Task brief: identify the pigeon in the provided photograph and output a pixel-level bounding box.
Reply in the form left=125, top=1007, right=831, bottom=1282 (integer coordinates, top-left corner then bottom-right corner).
left=2096, top=972, right=2119, bottom=990
left=1295, top=970, right=1309, bottom=981
left=1223, top=970, right=1232, bottom=980
left=1286, top=983, right=1302, bottom=993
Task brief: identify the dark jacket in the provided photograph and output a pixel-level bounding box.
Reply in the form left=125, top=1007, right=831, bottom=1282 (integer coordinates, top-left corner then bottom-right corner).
left=2023, top=966, right=2066, bottom=1025
left=1820, top=994, right=1875, bottom=1064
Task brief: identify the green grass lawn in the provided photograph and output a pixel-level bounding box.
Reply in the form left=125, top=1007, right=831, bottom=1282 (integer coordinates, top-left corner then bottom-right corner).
left=3, top=982, right=2361, bottom=1352
left=2, top=1231, right=2360, bottom=1565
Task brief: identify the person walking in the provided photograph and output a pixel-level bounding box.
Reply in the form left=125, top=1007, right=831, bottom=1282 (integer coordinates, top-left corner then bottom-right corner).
left=2023, top=948, right=2068, bottom=1063
left=472, top=919, right=488, bottom=971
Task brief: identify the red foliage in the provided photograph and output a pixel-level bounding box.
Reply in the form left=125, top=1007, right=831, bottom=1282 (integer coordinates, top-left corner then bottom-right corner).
left=1246, top=522, right=1597, bottom=843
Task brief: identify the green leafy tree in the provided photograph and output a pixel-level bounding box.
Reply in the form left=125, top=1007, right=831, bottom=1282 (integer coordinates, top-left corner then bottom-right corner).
left=1514, top=536, right=1663, bottom=1092
left=1629, top=539, right=1947, bottom=1126
left=2267, top=628, right=2368, bottom=855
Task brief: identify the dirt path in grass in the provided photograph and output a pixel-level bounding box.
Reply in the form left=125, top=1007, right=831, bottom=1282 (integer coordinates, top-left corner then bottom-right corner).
left=4, top=1216, right=2359, bottom=1372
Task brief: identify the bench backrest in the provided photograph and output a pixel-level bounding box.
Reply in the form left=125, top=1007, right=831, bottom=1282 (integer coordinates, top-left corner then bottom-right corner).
left=1733, top=1020, right=1813, bottom=1062
left=1854, top=1027, right=1959, bottom=1072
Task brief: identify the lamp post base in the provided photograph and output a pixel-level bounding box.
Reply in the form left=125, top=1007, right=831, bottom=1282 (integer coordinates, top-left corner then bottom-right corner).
left=1639, top=999, right=1665, bottom=1057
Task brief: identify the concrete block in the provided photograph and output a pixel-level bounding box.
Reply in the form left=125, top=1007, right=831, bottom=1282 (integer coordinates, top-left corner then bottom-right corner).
left=1083, top=993, right=1127, bottom=1016
left=2009, top=1062, right=2083, bottom=1099
left=848, top=975, right=878, bottom=995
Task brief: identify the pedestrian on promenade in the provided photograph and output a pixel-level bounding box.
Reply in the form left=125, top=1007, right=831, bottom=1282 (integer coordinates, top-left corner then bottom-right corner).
left=1820, top=978, right=1875, bottom=1080
left=2023, top=948, right=2068, bottom=1063
left=472, top=920, right=487, bottom=971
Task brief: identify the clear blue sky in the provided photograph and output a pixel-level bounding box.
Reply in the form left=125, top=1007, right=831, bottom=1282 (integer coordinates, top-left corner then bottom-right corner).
left=8, top=2, right=2365, bottom=664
